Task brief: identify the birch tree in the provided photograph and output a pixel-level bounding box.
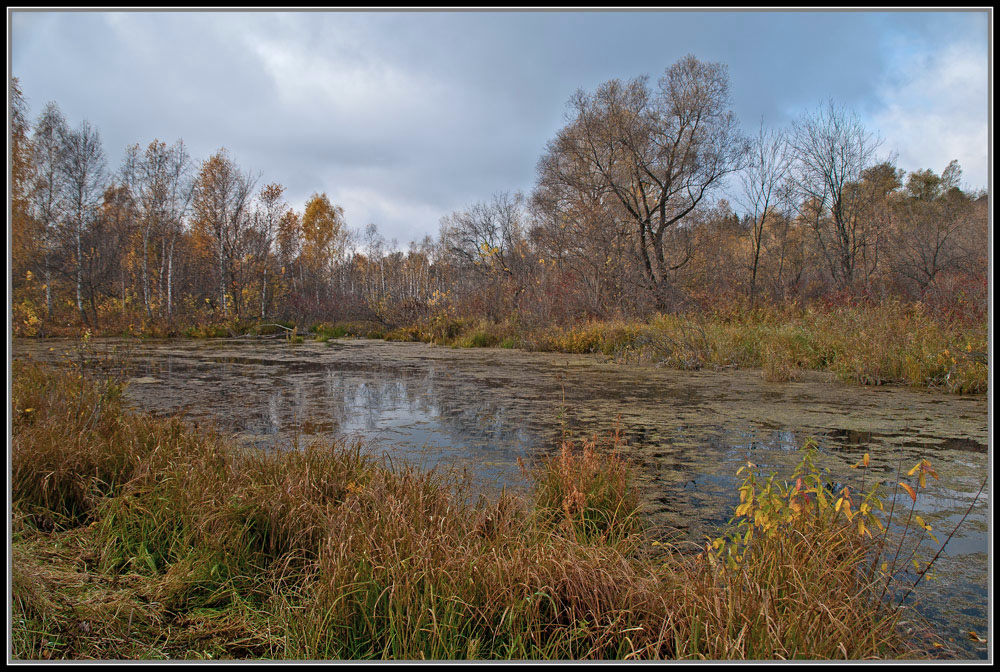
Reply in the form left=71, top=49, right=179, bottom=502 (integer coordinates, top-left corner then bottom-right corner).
left=29, top=102, right=68, bottom=318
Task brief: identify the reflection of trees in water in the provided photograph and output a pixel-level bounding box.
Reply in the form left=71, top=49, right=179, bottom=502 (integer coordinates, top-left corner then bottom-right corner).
left=332, top=364, right=537, bottom=459
left=267, top=392, right=280, bottom=435
left=244, top=362, right=537, bottom=466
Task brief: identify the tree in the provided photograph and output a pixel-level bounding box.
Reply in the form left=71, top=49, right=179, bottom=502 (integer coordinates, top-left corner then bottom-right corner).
left=29, top=102, right=69, bottom=318
left=852, top=161, right=902, bottom=289
left=889, top=161, right=979, bottom=298
left=532, top=151, right=634, bottom=318
left=11, top=79, right=34, bottom=296
left=251, top=183, right=289, bottom=318
left=790, top=101, right=884, bottom=290
left=59, top=119, right=108, bottom=324
left=121, top=139, right=193, bottom=321
left=538, top=55, right=745, bottom=308
left=75, top=182, right=133, bottom=327
left=191, top=149, right=256, bottom=317
left=738, top=121, right=791, bottom=306
left=96, top=182, right=138, bottom=321
left=440, top=192, right=532, bottom=319
left=300, top=192, right=347, bottom=306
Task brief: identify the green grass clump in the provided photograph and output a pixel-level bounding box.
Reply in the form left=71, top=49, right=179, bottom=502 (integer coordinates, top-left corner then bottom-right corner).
left=12, top=362, right=943, bottom=660
left=311, top=323, right=351, bottom=342
left=384, top=324, right=426, bottom=342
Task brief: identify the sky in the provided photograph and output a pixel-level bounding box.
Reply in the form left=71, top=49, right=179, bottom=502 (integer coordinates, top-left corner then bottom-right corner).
left=9, top=9, right=991, bottom=247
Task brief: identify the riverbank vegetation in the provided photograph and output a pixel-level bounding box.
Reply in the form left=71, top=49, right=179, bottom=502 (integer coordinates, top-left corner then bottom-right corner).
left=10, top=59, right=988, bottom=393
left=378, top=300, right=987, bottom=394
left=12, top=361, right=961, bottom=660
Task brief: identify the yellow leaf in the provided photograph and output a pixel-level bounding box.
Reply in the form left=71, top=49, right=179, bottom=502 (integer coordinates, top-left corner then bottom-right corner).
left=899, top=482, right=917, bottom=503
left=863, top=453, right=870, bottom=467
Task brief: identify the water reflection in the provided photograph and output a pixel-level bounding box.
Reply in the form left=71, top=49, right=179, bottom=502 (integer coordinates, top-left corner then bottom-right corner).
left=13, top=337, right=990, bottom=658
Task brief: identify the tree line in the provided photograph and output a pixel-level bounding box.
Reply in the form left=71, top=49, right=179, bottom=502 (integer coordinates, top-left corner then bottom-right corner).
left=9, top=59, right=988, bottom=336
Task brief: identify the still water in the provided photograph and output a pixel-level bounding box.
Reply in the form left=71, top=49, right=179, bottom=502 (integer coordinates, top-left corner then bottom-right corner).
left=14, top=337, right=991, bottom=658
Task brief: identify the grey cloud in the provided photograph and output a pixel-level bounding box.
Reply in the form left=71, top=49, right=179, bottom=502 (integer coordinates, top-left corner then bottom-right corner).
left=12, top=10, right=988, bottom=244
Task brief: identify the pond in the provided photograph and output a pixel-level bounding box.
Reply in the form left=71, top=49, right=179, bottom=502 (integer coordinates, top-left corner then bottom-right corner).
left=13, top=337, right=990, bottom=658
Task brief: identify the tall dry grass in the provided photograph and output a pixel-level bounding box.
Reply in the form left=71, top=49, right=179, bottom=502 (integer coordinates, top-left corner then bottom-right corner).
left=378, top=302, right=986, bottom=393
left=12, top=361, right=944, bottom=660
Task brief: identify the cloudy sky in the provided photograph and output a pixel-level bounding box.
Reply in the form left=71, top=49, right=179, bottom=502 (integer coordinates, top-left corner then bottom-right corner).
left=10, top=9, right=990, bottom=246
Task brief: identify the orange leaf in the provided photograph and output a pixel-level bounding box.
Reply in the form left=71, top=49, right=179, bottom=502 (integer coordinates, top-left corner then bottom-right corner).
left=899, top=482, right=917, bottom=503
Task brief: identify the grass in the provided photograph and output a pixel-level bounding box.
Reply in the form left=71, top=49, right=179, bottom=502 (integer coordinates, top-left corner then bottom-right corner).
left=16, top=300, right=985, bottom=394
left=380, top=302, right=986, bottom=394
left=309, top=321, right=387, bottom=341
left=11, top=361, right=956, bottom=660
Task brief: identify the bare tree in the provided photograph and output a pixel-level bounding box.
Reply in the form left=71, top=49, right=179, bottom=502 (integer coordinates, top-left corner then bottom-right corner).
left=738, top=120, right=791, bottom=306
left=539, top=55, right=745, bottom=308
left=531, top=174, right=632, bottom=318
left=76, top=182, right=134, bottom=328
left=440, top=192, right=530, bottom=318
left=790, top=101, right=883, bottom=290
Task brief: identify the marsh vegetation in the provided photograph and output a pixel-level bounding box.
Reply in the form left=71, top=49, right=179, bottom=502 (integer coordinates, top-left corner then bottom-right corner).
left=10, top=339, right=989, bottom=660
